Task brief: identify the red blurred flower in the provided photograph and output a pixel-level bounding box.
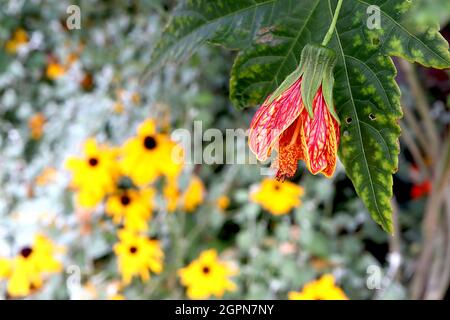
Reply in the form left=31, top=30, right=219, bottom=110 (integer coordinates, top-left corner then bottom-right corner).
left=411, top=180, right=431, bottom=199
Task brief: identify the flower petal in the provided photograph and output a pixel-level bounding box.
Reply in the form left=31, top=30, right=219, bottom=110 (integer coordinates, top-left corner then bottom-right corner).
left=249, top=78, right=304, bottom=161
left=300, top=87, right=339, bottom=177
left=273, top=117, right=305, bottom=179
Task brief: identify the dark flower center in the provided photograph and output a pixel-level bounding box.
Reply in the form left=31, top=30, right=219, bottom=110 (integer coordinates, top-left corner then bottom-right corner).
left=202, top=266, right=210, bottom=274
left=120, top=195, right=131, bottom=206
left=143, top=136, right=157, bottom=150
left=88, top=157, right=99, bottom=166
left=20, top=247, right=33, bottom=258
left=129, top=246, right=138, bottom=254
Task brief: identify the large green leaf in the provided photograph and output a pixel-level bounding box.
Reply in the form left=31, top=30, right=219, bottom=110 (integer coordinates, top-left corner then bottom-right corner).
left=229, top=0, right=326, bottom=108
left=152, top=0, right=450, bottom=232
left=231, top=0, right=450, bottom=232
left=150, top=0, right=297, bottom=68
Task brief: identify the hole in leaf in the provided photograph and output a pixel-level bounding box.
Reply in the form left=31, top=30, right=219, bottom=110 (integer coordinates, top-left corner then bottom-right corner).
left=345, top=117, right=353, bottom=124
left=369, top=113, right=376, bottom=120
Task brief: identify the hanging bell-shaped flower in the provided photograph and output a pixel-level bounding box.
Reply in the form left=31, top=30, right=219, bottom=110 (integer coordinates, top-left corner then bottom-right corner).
left=249, top=44, right=340, bottom=180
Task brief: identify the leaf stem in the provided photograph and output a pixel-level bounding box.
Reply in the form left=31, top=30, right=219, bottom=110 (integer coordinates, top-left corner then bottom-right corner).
left=321, top=0, right=344, bottom=46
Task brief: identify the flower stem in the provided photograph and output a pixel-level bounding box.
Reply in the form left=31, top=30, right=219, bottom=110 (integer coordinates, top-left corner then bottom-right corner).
left=321, top=0, right=344, bottom=46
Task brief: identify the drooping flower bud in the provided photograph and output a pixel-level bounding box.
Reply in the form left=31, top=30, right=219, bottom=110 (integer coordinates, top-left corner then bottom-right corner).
left=249, top=44, right=340, bottom=180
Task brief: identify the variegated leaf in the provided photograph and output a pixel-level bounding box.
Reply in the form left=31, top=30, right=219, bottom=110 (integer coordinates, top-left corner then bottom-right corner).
left=152, top=0, right=450, bottom=232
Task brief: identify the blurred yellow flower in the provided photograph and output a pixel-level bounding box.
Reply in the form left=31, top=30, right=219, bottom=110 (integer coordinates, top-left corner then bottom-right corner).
left=46, top=62, right=66, bottom=80
left=131, top=93, right=140, bottom=105
left=163, top=178, right=181, bottom=213
left=5, top=28, right=28, bottom=54
left=178, top=249, right=237, bottom=299
left=114, top=230, right=163, bottom=285
left=160, top=140, right=184, bottom=178
left=250, top=178, right=304, bottom=215
left=181, top=175, right=205, bottom=212
left=0, top=258, right=11, bottom=278
left=0, top=235, right=63, bottom=297
left=106, top=188, right=155, bottom=232
left=108, top=294, right=125, bottom=300
left=66, top=138, right=120, bottom=208
left=216, top=195, right=230, bottom=210
left=75, top=189, right=107, bottom=209
left=113, top=102, right=125, bottom=114
left=35, top=167, right=58, bottom=186
left=288, top=274, right=348, bottom=300
left=28, top=113, right=46, bottom=140
left=121, top=119, right=183, bottom=186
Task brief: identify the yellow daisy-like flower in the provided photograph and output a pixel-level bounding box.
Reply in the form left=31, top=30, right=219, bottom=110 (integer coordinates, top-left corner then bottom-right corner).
left=113, top=230, right=163, bottom=286
left=288, top=274, right=348, bottom=300
left=1, top=235, right=63, bottom=297
left=181, top=175, right=205, bottom=212
left=106, top=188, right=155, bottom=232
left=66, top=138, right=120, bottom=208
left=250, top=178, right=304, bottom=215
left=163, top=178, right=181, bottom=213
left=178, top=249, right=237, bottom=299
left=46, top=62, right=66, bottom=80
left=216, top=195, right=230, bottom=210
left=121, top=119, right=183, bottom=186
left=28, top=113, right=46, bottom=140
left=5, top=28, right=28, bottom=54
left=159, top=139, right=184, bottom=179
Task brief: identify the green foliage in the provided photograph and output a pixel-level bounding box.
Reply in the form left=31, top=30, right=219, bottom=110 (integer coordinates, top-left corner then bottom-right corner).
left=150, top=0, right=294, bottom=68
left=410, top=0, right=450, bottom=26
left=299, top=44, right=337, bottom=119
left=152, top=0, right=450, bottom=232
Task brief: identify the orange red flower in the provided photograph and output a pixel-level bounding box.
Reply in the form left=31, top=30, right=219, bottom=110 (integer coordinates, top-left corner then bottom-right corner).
left=249, top=44, right=340, bottom=180
left=249, top=79, right=339, bottom=179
